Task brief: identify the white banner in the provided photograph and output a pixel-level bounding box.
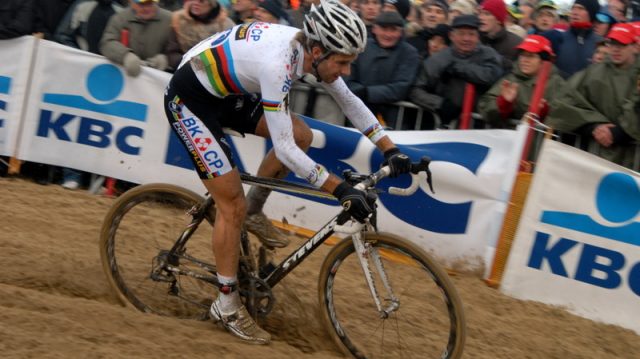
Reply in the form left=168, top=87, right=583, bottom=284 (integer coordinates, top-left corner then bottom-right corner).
left=0, top=36, right=35, bottom=156
left=501, top=140, right=640, bottom=334
left=13, top=39, right=526, bottom=269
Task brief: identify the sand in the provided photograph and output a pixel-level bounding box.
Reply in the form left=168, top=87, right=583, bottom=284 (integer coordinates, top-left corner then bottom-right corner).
left=1, top=176, right=639, bottom=358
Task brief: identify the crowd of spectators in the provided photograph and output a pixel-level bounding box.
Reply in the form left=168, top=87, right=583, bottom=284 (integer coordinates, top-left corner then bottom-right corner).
left=1, top=0, right=640, bottom=184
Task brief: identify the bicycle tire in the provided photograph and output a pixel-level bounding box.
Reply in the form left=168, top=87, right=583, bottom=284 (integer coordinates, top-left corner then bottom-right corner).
left=318, top=233, right=466, bottom=359
left=100, top=183, right=218, bottom=320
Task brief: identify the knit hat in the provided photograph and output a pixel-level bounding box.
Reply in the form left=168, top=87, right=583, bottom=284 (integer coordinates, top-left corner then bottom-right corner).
left=449, top=0, right=475, bottom=16
left=385, top=0, right=411, bottom=19
left=375, top=11, right=405, bottom=27
left=607, top=23, right=637, bottom=45
left=573, top=0, right=599, bottom=23
left=517, top=34, right=555, bottom=56
left=479, top=0, right=507, bottom=24
left=424, top=0, right=449, bottom=12
left=257, top=0, right=287, bottom=20
left=451, top=14, right=480, bottom=29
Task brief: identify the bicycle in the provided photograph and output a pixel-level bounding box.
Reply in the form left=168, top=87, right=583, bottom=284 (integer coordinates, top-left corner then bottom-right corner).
left=99, top=157, right=466, bottom=358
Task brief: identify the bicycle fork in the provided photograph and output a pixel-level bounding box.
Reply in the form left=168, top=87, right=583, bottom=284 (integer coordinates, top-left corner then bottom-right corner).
left=351, top=233, right=399, bottom=319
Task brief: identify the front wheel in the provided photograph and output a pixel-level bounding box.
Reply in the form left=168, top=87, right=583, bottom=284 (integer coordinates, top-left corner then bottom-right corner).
left=318, top=233, right=466, bottom=358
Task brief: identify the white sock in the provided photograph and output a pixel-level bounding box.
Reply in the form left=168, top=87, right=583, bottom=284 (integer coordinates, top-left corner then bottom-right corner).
left=216, top=274, right=240, bottom=314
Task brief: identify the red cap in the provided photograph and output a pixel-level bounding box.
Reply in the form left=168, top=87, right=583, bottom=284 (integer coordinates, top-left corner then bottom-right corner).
left=516, top=35, right=555, bottom=56
left=607, top=23, right=637, bottom=45
left=479, top=0, right=507, bottom=24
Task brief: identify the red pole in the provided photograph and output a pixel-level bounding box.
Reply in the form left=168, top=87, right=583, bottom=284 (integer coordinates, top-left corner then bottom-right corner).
left=459, top=83, right=475, bottom=129
left=519, top=61, right=552, bottom=170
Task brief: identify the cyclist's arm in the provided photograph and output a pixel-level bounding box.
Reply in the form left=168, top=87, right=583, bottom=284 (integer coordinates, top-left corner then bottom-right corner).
left=320, top=77, right=398, bottom=153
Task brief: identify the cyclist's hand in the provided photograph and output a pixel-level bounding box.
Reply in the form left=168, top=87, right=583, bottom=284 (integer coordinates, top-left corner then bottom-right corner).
left=333, top=181, right=373, bottom=223
left=383, top=148, right=411, bottom=178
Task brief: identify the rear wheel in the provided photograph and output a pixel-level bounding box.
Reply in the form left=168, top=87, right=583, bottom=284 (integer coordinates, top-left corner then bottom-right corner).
left=318, top=233, right=466, bottom=358
left=100, top=183, right=218, bottom=320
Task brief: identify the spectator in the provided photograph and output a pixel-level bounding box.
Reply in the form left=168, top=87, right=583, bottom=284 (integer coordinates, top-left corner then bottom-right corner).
left=428, top=23, right=451, bottom=55
left=529, top=0, right=558, bottom=35
left=478, top=0, right=523, bottom=72
left=0, top=0, right=36, bottom=39
left=591, top=39, right=608, bottom=63
left=100, top=0, right=172, bottom=77
left=33, top=0, right=75, bottom=40
left=55, top=0, right=124, bottom=53
left=519, top=2, right=535, bottom=32
left=506, top=5, right=527, bottom=38
left=231, top=0, right=256, bottom=23
left=548, top=23, right=640, bottom=168
left=345, top=11, right=420, bottom=129
left=608, top=0, right=628, bottom=23
left=383, top=0, right=411, bottom=20
left=166, top=0, right=234, bottom=70
left=409, top=14, right=503, bottom=127
left=478, top=34, right=565, bottom=128
left=448, top=0, right=475, bottom=23
left=407, top=0, right=449, bottom=58
left=254, top=0, right=290, bottom=24
left=542, top=0, right=603, bottom=79
left=594, top=8, right=617, bottom=37
left=359, top=0, right=383, bottom=36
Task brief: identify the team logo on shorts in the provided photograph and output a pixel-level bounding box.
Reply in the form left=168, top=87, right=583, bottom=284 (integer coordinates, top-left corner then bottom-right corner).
left=169, top=99, right=181, bottom=114
left=194, top=137, right=212, bottom=151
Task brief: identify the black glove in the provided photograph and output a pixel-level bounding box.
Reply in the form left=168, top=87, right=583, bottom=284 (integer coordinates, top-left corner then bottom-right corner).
left=333, top=181, right=373, bottom=223
left=383, top=148, right=411, bottom=178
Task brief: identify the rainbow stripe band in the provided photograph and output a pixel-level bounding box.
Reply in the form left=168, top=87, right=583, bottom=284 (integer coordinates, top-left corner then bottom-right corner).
left=199, top=42, right=247, bottom=97
left=364, top=123, right=385, bottom=143
left=262, top=99, right=281, bottom=112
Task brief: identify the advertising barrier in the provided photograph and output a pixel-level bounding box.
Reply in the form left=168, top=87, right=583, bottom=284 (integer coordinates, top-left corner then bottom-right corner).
left=0, top=36, right=36, bottom=156
left=2, top=37, right=528, bottom=269
left=501, top=139, right=640, bottom=334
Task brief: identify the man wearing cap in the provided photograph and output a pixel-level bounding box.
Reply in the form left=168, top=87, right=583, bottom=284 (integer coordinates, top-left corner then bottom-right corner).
left=479, top=34, right=565, bottom=127
left=346, top=11, right=420, bottom=128
left=548, top=23, right=640, bottom=168
left=542, top=0, right=603, bottom=78
left=505, top=5, right=527, bottom=39
left=528, top=0, right=559, bottom=35
left=409, top=14, right=503, bottom=127
left=100, top=0, right=172, bottom=76
left=478, top=0, right=523, bottom=72
left=407, top=0, right=449, bottom=58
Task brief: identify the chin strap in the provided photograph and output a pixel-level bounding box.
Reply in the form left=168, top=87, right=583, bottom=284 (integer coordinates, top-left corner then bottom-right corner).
left=308, top=44, right=332, bottom=82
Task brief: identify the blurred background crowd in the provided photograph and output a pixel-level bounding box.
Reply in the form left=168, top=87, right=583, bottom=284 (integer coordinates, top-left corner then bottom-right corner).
left=1, top=0, right=639, bottom=189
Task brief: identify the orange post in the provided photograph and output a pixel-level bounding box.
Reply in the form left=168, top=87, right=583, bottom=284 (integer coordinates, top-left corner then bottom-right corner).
left=519, top=60, right=552, bottom=170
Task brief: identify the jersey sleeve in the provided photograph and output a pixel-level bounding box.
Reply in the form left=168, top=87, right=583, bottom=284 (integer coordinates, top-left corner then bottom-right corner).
left=320, top=78, right=387, bottom=144
left=258, top=58, right=329, bottom=188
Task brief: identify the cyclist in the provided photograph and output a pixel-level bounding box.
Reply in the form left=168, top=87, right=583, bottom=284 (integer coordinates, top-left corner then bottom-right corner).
left=163, top=0, right=412, bottom=344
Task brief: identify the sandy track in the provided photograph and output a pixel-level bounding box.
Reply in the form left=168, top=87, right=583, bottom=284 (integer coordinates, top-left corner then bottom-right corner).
left=1, top=177, right=638, bottom=358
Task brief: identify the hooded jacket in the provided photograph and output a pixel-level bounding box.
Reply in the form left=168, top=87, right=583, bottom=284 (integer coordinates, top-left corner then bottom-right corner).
left=547, top=59, right=640, bottom=168
left=478, top=60, right=565, bottom=127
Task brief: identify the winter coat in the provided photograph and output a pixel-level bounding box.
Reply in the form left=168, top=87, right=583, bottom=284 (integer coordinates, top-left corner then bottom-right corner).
left=0, top=0, right=36, bottom=39
left=55, top=1, right=123, bottom=53
left=547, top=60, right=640, bottom=168
left=410, top=44, right=503, bottom=112
left=100, top=6, right=172, bottom=63
left=345, top=36, right=420, bottom=125
left=481, top=28, right=523, bottom=73
left=543, top=27, right=603, bottom=79
left=478, top=61, right=566, bottom=128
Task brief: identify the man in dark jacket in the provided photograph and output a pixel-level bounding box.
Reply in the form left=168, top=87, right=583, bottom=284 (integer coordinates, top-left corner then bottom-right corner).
left=542, top=0, right=603, bottom=79
left=409, top=14, right=503, bottom=128
left=345, top=11, right=420, bottom=129
left=0, top=0, right=36, bottom=39
left=478, top=0, right=523, bottom=72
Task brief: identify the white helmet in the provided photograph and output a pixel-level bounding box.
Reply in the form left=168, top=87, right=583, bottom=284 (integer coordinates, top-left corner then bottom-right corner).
left=303, top=0, right=367, bottom=55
